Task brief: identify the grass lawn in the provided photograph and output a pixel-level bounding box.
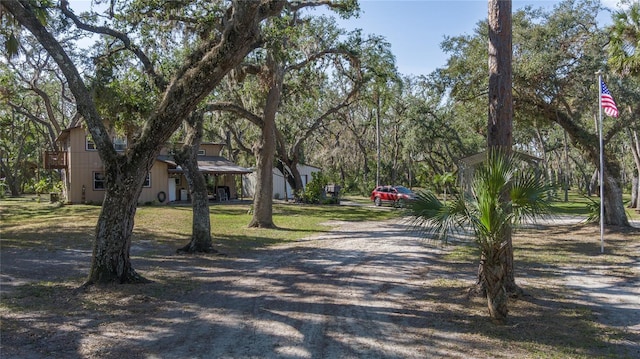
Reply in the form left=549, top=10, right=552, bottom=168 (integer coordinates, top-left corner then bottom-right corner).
left=1, top=191, right=636, bottom=253
left=549, top=191, right=639, bottom=221
left=0, top=196, right=401, bottom=254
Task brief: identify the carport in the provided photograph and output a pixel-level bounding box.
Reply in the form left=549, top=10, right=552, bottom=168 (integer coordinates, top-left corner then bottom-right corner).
left=157, top=155, right=252, bottom=202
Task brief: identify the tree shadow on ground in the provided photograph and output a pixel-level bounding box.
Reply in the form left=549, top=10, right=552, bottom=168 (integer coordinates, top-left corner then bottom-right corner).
left=1, top=219, right=638, bottom=358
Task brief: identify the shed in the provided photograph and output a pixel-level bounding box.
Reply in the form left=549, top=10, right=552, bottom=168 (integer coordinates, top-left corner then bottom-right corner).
left=243, top=164, right=321, bottom=200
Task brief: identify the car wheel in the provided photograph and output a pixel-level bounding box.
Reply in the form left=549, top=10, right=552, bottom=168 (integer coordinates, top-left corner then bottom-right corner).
left=374, top=197, right=382, bottom=206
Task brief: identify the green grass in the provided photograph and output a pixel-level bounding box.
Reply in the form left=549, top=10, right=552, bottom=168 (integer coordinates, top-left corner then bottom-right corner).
left=341, top=195, right=374, bottom=205
left=0, top=196, right=400, bottom=252
left=549, top=193, right=593, bottom=216
left=444, top=243, right=479, bottom=262
left=548, top=190, right=639, bottom=221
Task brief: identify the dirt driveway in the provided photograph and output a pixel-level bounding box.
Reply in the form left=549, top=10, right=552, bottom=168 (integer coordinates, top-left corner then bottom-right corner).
left=1, top=216, right=639, bottom=358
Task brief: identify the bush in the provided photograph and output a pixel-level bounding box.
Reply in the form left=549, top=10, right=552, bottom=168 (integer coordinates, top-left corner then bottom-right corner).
left=33, top=179, right=50, bottom=195
left=300, top=172, right=328, bottom=204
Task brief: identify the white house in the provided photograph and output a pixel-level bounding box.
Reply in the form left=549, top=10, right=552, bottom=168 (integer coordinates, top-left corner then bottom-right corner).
left=243, top=164, right=321, bottom=200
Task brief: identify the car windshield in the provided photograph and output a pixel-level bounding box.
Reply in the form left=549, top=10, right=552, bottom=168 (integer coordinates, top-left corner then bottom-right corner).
left=395, top=186, right=412, bottom=194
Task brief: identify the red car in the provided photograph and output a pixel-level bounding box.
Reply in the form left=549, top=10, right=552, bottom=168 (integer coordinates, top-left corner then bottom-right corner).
left=370, top=185, right=416, bottom=207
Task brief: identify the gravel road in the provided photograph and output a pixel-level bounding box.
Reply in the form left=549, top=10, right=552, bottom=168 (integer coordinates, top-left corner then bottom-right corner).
left=1, top=213, right=638, bottom=358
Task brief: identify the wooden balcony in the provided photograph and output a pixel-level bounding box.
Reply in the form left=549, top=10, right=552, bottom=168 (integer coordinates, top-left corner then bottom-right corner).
left=44, top=150, right=67, bottom=169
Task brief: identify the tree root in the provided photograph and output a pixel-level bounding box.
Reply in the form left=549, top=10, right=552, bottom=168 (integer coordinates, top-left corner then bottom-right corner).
left=506, top=282, right=525, bottom=298
left=80, top=268, right=152, bottom=289
left=176, top=242, right=225, bottom=255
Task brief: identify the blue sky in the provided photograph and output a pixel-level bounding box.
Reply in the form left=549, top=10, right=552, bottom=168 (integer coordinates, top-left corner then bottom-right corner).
left=309, top=0, right=623, bottom=76
left=68, top=0, right=623, bottom=76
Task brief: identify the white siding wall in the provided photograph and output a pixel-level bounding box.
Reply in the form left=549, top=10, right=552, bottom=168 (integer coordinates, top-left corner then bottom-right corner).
left=243, top=164, right=320, bottom=199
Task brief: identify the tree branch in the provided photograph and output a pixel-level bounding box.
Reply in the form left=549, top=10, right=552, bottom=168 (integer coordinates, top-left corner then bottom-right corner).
left=58, top=0, right=168, bottom=91
left=205, top=102, right=264, bottom=127
left=285, top=47, right=355, bottom=72
left=3, top=0, right=115, bottom=161
left=7, top=101, right=58, bottom=149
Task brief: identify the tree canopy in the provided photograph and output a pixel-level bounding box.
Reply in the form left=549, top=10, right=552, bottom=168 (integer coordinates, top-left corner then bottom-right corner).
left=1, top=0, right=638, bottom=284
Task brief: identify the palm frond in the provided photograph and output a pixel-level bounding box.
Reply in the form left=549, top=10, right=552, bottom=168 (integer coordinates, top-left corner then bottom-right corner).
left=510, top=169, right=553, bottom=225
left=407, top=190, right=468, bottom=244
left=407, top=150, right=551, bottom=251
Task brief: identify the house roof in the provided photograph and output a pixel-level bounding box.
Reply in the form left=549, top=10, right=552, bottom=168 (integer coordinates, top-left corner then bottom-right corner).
left=157, top=155, right=252, bottom=175
left=55, top=125, right=82, bottom=143
left=458, top=150, right=542, bottom=167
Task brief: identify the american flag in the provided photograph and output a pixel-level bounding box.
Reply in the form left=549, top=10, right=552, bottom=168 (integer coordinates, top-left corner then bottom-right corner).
left=600, top=79, right=619, bottom=118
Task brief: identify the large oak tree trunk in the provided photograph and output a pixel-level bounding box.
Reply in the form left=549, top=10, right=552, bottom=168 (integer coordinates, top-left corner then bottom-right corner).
left=87, top=163, right=150, bottom=284
left=278, top=158, right=304, bottom=197
left=603, top=169, right=630, bottom=226
left=248, top=57, right=283, bottom=229
left=250, top=140, right=276, bottom=228
left=175, top=112, right=215, bottom=253
left=177, top=157, right=213, bottom=252
left=289, top=162, right=304, bottom=194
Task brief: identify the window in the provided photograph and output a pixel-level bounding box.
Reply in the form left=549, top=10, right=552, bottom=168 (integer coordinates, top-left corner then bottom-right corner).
left=93, top=172, right=148, bottom=189
left=93, top=172, right=106, bottom=190
left=86, top=135, right=96, bottom=151
left=113, top=136, right=127, bottom=151
left=197, top=149, right=206, bottom=156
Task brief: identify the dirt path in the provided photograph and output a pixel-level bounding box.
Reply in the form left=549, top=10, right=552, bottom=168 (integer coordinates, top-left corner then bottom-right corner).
left=1, top=216, right=639, bottom=358
left=1, top=219, right=459, bottom=358
left=144, top=220, right=464, bottom=358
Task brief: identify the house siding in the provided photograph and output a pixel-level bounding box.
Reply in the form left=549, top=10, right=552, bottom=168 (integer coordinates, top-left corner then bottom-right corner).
left=140, top=161, right=170, bottom=204
left=65, top=128, right=105, bottom=204
left=60, top=127, right=239, bottom=204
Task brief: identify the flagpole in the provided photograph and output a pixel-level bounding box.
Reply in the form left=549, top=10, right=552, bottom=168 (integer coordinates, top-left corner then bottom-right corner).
left=597, top=73, right=605, bottom=254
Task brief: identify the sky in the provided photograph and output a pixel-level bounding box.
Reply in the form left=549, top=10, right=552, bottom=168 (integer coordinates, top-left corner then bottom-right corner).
left=68, top=0, right=624, bottom=76
left=307, top=0, right=624, bottom=77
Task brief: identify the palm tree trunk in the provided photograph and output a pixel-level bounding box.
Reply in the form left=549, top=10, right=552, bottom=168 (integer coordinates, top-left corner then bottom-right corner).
left=631, top=130, right=640, bottom=209
left=503, top=226, right=524, bottom=297
left=482, top=245, right=508, bottom=323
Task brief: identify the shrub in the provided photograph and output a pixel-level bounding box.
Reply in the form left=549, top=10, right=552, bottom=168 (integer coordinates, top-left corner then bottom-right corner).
left=300, top=172, right=328, bottom=204
left=33, top=179, right=50, bottom=195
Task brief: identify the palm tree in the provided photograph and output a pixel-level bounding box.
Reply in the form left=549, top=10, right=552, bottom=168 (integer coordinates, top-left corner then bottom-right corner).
left=433, top=172, right=456, bottom=203
left=408, top=151, right=551, bottom=323
left=608, top=2, right=640, bottom=77
left=608, top=2, right=640, bottom=213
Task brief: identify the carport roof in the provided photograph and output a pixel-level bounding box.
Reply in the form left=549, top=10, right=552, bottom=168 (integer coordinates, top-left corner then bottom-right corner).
left=458, top=150, right=542, bottom=166
left=157, top=155, right=252, bottom=175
